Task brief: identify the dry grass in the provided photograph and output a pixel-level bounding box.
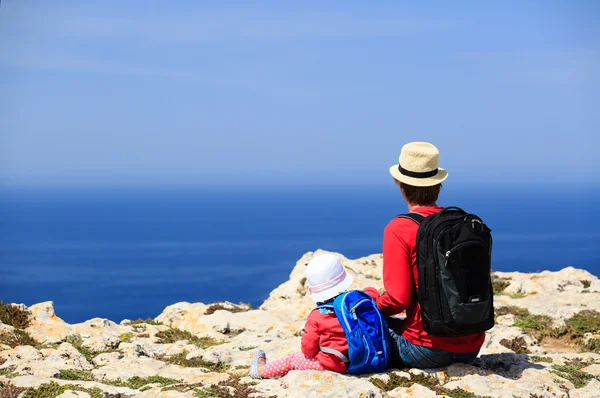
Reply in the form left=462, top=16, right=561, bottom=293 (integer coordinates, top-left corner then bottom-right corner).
left=0, top=302, right=31, bottom=329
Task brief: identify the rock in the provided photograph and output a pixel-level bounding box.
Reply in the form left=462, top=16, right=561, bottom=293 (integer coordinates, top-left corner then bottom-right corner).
left=443, top=368, right=571, bottom=398
left=582, top=363, right=600, bottom=377
left=480, top=325, right=540, bottom=355
left=25, top=302, right=70, bottom=344
left=0, top=322, right=15, bottom=334
left=91, top=355, right=229, bottom=385
left=279, top=370, right=384, bottom=398
left=494, top=267, right=600, bottom=325
left=56, top=391, right=91, bottom=398
left=1, top=250, right=599, bottom=397
left=578, top=378, right=600, bottom=398
left=388, top=383, right=437, bottom=397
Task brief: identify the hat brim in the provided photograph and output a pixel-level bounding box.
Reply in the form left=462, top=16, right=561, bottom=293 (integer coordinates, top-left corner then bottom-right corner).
left=389, top=165, right=448, bottom=187
left=311, top=271, right=354, bottom=303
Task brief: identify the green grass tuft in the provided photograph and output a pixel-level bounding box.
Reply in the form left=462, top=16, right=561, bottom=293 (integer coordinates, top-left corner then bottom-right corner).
left=445, top=388, right=490, bottom=398
left=194, top=376, right=259, bottom=398
left=58, top=369, right=95, bottom=381
left=155, top=328, right=223, bottom=349
left=21, top=381, right=104, bottom=398
left=585, top=338, right=600, bottom=353
left=105, top=375, right=181, bottom=389
left=495, top=306, right=553, bottom=340
left=123, top=318, right=163, bottom=326
left=0, top=366, right=18, bottom=378
left=529, top=356, right=553, bottom=363
left=551, top=359, right=597, bottom=388
left=64, top=334, right=96, bottom=362
left=158, top=351, right=227, bottom=372
left=369, top=372, right=491, bottom=397
left=562, top=311, right=600, bottom=338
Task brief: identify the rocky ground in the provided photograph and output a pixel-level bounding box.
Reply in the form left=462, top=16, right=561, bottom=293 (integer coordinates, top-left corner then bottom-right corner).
left=1, top=249, right=600, bottom=398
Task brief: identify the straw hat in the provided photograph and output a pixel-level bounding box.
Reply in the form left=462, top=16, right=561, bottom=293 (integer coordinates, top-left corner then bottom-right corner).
left=389, top=142, right=448, bottom=187
left=306, top=254, right=354, bottom=303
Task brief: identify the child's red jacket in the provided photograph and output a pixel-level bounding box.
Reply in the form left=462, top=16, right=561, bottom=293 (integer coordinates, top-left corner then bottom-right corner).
left=300, top=309, right=348, bottom=373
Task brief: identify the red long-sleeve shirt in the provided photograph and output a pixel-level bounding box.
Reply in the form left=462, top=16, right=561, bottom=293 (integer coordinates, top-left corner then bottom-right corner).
left=300, top=309, right=348, bottom=373
left=364, top=206, right=485, bottom=353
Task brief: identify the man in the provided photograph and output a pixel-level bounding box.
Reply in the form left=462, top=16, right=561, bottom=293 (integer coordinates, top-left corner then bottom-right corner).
left=365, top=142, right=484, bottom=369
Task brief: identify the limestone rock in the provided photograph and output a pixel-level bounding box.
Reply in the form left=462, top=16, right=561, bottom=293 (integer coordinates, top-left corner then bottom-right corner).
left=1, top=250, right=599, bottom=398
left=388, top=383, right=438, bottom=398
left=25, top=301, right=70, bottom=344
left=280, top=370, right=384, bottom=398
left=56, top=391, right=91, bottom=398
left=494, top=267, right=600, bottom=325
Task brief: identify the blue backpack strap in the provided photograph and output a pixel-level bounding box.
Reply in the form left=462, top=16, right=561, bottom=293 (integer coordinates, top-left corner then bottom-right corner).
left=316, top=303, right=335, bottom=315
left=396, top=212, right=425, bottom=225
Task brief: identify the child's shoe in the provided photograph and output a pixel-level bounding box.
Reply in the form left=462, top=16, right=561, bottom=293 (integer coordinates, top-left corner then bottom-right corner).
left=249, top=349, right=266, bottom=379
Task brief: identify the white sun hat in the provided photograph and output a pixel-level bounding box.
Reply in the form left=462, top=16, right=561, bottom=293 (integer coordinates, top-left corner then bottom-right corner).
left=389, top=142, right=449, bottom=187
left=306, top=254, right=354, bottom=303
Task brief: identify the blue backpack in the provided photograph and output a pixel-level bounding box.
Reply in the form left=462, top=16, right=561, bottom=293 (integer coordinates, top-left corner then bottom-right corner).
left=318, top=290, right=391, bottom=374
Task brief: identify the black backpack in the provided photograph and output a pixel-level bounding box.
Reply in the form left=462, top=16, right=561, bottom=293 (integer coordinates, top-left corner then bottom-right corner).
left=399, top=207, right=494, bottom=337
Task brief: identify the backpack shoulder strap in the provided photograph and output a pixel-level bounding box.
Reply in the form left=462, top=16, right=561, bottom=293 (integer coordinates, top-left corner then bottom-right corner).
left=319, top=346, right=350, bottom=363
left=396, top=212, right=425, bottom=225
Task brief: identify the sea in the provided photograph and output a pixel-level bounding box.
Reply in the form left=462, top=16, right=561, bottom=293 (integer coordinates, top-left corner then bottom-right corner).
left=1, top=185, right=598, bottom=324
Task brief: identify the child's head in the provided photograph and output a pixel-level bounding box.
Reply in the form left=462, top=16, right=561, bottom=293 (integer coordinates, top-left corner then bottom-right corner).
left=305, top=254, right=354, bottom=303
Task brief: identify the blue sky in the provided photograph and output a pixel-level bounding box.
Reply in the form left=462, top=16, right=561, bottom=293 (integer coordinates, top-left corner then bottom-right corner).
left=0, top=1, right=598, bottom=187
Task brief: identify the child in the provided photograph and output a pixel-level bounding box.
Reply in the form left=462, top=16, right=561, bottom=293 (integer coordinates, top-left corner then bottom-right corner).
left=249, top=253, right=354, bottom=378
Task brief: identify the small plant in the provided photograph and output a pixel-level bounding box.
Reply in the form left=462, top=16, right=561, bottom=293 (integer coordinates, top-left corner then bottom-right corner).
left=492, top=275, right=510, bottom=295
left=205, top=303, right=250, bottom=316
left=123, top=318, right=163, bottom=326
left=508, top=292, right=535, bottom=299
left=529, top=356, right=553, bottom=363
left=105, top=375, right=181, bottom=389
left=155, top=328, right=223, bottom=348
left=0, top=302, right=31, bottom=329
left=551, top=359, right=597, bottom=388
left=194, top=376, right=259, bottom=398
left=562, top=311, right=600, bottom=338
left=64, top=334, right=95, bottom=362
left=0, top=365, right=18, bottom=378
left=297, top=277, right=308, bottom=295
left=581, top=280, right=591, bottom=289
left=119, top=332, right=136, bottom=343
left=0, top=329, right=37, bottom=348
left=21, top=381, right=104, bottom=398
left=369, top=372, right=491, bottom=397
left=0, top=382, right=26, bottom=398
left=159, top=351, right=226, bottom=372
left=58, top=369, right=95, bottom=381
left=585, top=338, right=600, bottom=353
left=445, top=389, right=490, bottom=398
left=499, top=337, right=530, bottom=354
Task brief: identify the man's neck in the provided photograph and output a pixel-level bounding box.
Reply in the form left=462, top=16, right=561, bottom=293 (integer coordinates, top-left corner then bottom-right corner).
left=408, top=203, right=437, bottom=212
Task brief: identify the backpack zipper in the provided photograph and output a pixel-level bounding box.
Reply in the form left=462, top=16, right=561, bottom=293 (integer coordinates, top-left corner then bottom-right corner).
left=340, top=293, right=352, bottom=331
left=350, top=298, right=371, bottom=320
